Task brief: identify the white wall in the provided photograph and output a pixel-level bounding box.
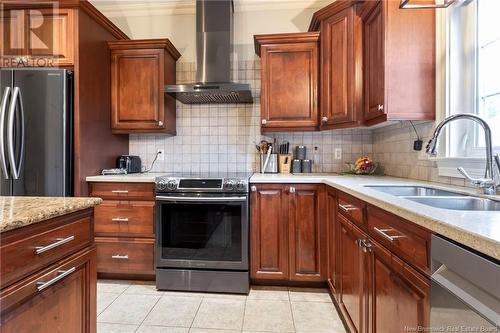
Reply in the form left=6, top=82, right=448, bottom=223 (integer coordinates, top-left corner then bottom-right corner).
left=92, top=0, right=328, bottom=62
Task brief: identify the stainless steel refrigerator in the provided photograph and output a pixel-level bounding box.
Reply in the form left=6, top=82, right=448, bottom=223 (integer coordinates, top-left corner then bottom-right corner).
left=0, top=68, right=73, bottom=196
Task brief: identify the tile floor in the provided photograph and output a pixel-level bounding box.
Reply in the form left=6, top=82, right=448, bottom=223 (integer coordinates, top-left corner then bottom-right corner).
left=97, top=280, right=347, bottom=333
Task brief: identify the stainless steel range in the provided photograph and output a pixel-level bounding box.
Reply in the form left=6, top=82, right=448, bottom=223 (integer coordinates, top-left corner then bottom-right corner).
left=155, top=173, right=250, bottom=294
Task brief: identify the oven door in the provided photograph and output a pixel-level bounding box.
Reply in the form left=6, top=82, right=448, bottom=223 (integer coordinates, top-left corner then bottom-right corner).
left=155, top=193, right=249, bottom=270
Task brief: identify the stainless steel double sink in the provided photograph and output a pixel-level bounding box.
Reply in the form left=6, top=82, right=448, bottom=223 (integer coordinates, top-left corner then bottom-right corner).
left=365, top=185, right=500, bottom=211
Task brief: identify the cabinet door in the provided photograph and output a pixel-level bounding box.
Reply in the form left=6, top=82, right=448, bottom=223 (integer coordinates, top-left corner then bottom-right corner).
left=111, top=49, right=165, bottom=132
left=320, top=6, right=360, bottom=129
left=363, top=1, right=385, bottom=123
left=368, top=239, right=430, bottom=333
left=250, top=184, right=289, bottom=281
left=260, top=42, right=319, bottom=131
left=1, top=9, right=25, bottom=58
left=0, top=248, right=96, bottom=333
left=26, top=8, right=75, bottom=66
left=338, top=214, right=368, bottom=333
left=289, top=184, right=327, bottom=282
left=327, top=188, right=338, bottom=295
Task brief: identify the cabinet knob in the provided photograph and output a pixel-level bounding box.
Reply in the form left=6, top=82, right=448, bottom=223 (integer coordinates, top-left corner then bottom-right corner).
left=251, top=185, right=257, bottom=192
left=377, top=104, right=384, bottom=111
left=261, top=119, right=267, bottom=125
left=322, top=116, right=328, bottom=123
left=158, top=120, right=164, bottom=126
left=289, top=186, right=296, bottom=193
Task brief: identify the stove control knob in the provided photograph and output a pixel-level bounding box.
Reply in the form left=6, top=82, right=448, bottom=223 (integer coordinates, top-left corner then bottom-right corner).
left=224, top=179, right=236, bottom=191
left=157, top=179, right=167, bottom=191
left=236, top=180, right=247, bottom=191
left=166, top=179, right=178, bottom=191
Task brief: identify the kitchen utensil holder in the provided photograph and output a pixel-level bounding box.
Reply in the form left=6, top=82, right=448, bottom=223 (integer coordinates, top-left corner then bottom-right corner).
left=278, top=154, right=292, bottom=174
left=260, top=154, right=278, bottom=173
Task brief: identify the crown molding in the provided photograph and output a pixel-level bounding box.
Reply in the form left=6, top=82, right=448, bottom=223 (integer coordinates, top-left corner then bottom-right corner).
left=91, top=0, right=334, bottom=18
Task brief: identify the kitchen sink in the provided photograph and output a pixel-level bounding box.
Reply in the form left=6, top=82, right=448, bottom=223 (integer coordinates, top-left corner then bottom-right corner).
left=405, top=196, right=500, bottom=211
left=365, top=185, right=465, bottom=197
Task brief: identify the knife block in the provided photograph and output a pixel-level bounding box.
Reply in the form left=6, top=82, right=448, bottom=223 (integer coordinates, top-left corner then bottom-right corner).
left=278, top=154, right=292, bottom=174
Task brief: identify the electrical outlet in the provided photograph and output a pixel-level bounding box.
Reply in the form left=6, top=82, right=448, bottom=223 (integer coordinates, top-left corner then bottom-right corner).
left=334, top=148, right=342, bottom=160
left=157, top=149, right=165, bottom=161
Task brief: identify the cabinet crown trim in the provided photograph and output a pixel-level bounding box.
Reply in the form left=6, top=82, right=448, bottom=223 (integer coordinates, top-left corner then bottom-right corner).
left=108, top=38, right=181, bottom=60
left=254, top=32, right=320, bottom=55
left=308, top=0, right=362, bottom=31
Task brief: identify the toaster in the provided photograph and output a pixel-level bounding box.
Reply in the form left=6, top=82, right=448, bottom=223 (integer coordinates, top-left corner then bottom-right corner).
left=117, top=155, right=142, bottom=174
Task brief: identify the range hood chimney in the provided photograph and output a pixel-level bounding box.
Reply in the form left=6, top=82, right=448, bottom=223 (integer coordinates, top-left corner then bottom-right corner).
left=165, top=0, right=253, bottom=104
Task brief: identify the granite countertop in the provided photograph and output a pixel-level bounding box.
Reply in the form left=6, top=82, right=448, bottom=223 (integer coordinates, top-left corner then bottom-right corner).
left=86, top=172, right=166, bottom=183
left=0, top=197, right=103, bottom=233
left=250, top=173, right=500, bottom=260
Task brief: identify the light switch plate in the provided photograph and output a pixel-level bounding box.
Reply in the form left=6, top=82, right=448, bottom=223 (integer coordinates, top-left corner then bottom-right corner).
left=334, top=148, right=342, bottom=160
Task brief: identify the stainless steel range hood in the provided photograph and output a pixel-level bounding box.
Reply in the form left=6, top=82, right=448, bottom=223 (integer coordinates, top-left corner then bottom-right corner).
left=165, top=0, right=253, bottom=104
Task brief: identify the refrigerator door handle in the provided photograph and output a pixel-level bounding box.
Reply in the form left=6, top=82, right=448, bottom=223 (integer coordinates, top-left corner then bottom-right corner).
left=0, top=87, right=11, bottom=179
left=7, top=87, right=25, bottom=180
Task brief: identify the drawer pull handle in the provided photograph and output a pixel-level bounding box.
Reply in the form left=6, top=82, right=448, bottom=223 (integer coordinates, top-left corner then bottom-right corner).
left=112, top=217, right=129, bottom=222
left=36, top=267, right=76, bottom=291
left=111, top=254, right=129, bottom=260
left=339, top=204, right=357, bottom=213
left=373, top=227, right=405, bottom=242
left=111, top=190, right=129, bottom=194
left=35, top=236, right=75, bottom=255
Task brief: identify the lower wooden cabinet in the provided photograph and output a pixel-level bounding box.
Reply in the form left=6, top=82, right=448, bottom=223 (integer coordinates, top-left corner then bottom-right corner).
left=89, top=181, right=156, bottom=279
left=335, top=192, right=430, bottom=333
left=250, top=183, right=327, bottom=283
left=0, top=248, right=96, bottom=333
left=338, top=214, right=368, bottom=333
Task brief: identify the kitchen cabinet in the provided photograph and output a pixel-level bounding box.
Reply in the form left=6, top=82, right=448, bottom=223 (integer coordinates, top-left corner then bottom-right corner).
left=1, top=8, right=75, bottom=67
left=108, top=39, right=180, bottom=134
left=89, top=181, right=156, bottom=279
left=334, top=188, right=431, bottom=333
left=1, top=1, right=130, bottom=196
left=250, top=184, right=289, bottom=281
left=359, top=0, right=435, bottom=126
left=289, top=184, right=328, bottom=282
left=250, top=183, right=327, bottom=283
left=326, top=187, right=339, bottom=295
left=338, top=214, right=368, bottom=333
left=254, top=33, right=320, bottom=132
left=310, top=1, right=363, bottom=129
left=0, top=208, right=97, bottom=333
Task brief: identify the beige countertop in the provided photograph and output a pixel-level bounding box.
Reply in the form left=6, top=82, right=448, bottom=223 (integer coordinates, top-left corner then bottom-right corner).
left=250, top=173, right=500, bottom=260
left=86, top=172, right=166, bottom=183
left=0, top=196, right=102, bottom=233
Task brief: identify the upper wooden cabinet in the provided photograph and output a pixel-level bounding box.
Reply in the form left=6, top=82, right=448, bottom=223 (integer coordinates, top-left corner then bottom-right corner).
left=250, top=183, right=328, bottom=283
left=358, top=0, right=436, bottom=125
left=1, top=8, right=75, bottom=66
left=311, top=1, right=363, bottom=129
left=254, top=33, right=320, bottom=132
left=108, top=39, right=180, bottom=134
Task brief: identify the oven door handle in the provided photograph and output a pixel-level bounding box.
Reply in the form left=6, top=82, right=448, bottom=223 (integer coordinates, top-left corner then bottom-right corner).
left=156, top=195, right=248, bottom=203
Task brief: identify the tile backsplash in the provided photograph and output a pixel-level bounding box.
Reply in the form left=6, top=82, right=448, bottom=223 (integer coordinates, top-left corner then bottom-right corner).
left=129, top=60, right=372, bottom=174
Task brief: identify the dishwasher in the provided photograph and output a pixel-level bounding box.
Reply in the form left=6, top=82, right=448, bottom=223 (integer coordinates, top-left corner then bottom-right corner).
left=431, top=235, right=499, bottom=331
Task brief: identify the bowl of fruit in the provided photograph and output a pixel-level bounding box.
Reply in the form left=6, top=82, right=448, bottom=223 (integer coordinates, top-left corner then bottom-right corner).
left=345, top=157, right=379, bottom=175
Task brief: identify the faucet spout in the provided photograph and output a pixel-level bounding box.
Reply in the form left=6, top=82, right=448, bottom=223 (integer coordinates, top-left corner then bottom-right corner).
left=425, top=113, right=499, bottom=194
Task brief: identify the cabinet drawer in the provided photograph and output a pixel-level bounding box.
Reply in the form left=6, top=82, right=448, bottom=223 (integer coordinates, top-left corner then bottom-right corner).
left=95, top=201, right=154, bottom=237
left=95, top=237, right=154, bottom=276
left=337, top=192, right=365, bottom=227
left=367, top=206, right=430, bottom=273
left=89, top=182, right=154, bottom=200
left=1, top=216, right=92, bottom=289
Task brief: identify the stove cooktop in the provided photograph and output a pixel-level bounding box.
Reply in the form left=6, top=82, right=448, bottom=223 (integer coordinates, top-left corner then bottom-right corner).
left=155, top=172, right=251, bottom=193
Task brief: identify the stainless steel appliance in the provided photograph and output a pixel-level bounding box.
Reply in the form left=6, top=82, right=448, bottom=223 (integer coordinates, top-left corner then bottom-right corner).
left=164, top=0, right=253, bottom=104
left=431, top=235, right=499, bottom=331
left=117, top=155, right=141, bottom=174
left=0, top=68, right=73, bottom=196
left=155, top=173, right=250, bottom=294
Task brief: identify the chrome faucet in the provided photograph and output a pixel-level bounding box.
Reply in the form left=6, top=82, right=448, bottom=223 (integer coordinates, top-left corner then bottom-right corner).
left=425, top=113, right=500, bottom=195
